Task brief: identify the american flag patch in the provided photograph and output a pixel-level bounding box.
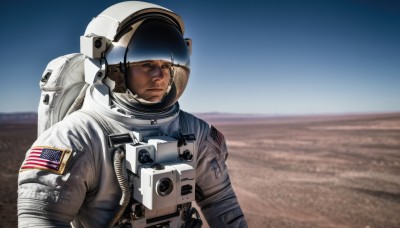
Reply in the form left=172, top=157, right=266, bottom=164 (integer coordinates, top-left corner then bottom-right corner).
left=210, top=125, right=224, bottom=146
left=20, top=146, right=72, bottom=175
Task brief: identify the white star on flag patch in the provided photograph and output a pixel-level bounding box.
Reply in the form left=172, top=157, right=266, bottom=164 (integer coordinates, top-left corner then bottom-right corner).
left=20, top=146, right=72, bottom=175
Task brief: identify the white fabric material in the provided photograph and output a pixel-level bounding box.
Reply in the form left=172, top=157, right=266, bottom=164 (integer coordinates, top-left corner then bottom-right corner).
left=18, top=87, right=247, bottom=227
left=37, top=53, right=85, bottom=136
left=84, top=1, right=184, bottom=41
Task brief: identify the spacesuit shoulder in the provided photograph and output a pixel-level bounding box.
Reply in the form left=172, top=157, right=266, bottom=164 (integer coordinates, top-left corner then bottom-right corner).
left=179, top=111, right=227, bottom=158
left=20, top=110, right=105, bottom=175
left=179, top=111, right=210, bottom=137
left=17, top=110, right=109, bottom=225
left=42, top=110, right=105, bottom=144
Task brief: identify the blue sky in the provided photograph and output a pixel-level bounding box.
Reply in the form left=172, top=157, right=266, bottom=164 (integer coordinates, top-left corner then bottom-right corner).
left=1, top=0, right=399, bottom=114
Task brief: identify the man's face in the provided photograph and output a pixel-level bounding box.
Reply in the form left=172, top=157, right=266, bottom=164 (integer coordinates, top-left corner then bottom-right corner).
left=126, top=60, right=172, bottom=102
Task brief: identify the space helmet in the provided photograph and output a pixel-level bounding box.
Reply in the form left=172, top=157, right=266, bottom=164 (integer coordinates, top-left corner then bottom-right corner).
left=81, top=1, right=191, bottom=112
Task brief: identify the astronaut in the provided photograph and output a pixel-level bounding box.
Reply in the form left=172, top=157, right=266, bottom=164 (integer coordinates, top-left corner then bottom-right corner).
left=18, top=1, right=247, bottom=227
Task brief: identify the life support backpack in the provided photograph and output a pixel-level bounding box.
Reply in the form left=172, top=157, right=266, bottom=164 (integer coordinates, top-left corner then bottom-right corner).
left=37, top=53, right=88, bottom=136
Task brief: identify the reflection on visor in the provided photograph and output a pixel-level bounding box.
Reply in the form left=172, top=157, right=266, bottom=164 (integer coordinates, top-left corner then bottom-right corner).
left=126, top=19, right=190, bottom=67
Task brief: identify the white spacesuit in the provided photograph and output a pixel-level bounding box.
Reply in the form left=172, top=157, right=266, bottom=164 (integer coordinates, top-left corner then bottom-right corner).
left=18, top=1, right=247, bottom=227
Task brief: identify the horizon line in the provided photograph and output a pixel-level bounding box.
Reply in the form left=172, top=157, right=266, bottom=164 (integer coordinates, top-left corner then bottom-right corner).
left=1, top=111, right=400, bottom=117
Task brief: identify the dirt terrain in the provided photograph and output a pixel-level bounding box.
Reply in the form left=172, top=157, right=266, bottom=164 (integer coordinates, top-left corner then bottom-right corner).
left=1, top=113, right=400, bottom=227
left=0, top=123, right=36, bottom=227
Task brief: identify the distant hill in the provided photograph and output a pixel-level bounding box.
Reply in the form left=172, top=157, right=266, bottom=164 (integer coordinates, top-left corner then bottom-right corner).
left=0, top=112, right=257, bottom=124
left=0, top=112, right=37, bottom=124
left=0, top=112, right=262, bottom=124
left=1, top=111, right=399, bottom=125
left=192, top=112, right=275, bottom=122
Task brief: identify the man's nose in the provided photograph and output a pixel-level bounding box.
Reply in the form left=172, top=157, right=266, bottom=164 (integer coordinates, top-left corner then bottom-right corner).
left=150, top=66, right=166, bottom=80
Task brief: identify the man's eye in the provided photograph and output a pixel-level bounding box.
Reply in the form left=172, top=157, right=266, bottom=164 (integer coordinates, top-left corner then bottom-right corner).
left=161, top=64, right=171, bottom=69
left=141, top=63, right=152, bottom=68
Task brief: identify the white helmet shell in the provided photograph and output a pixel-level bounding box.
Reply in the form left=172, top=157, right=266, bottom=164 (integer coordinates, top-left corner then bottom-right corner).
left=81, top=1, right=191, bottom=112
left=84, top=1, right=185, bottom=42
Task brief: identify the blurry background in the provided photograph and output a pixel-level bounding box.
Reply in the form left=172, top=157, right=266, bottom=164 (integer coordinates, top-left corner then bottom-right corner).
left=0, top=0, right=399, bottom=114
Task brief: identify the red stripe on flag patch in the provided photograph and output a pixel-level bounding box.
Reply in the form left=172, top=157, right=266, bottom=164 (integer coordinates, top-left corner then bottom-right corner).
left=20, top=146, right=72, bottom=174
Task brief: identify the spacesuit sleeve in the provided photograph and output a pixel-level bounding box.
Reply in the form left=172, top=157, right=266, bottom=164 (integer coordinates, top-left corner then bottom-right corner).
left=17, top=120, right=100, bottom=227
left=195, top=125, right=248, bottom=227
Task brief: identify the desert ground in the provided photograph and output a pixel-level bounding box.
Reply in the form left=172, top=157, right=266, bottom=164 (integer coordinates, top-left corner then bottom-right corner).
left=1, top=113, right=399, bottom=227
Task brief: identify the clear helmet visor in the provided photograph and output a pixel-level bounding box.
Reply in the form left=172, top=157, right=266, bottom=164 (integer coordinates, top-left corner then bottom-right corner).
left=105, top=19, right=190, bottom=111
